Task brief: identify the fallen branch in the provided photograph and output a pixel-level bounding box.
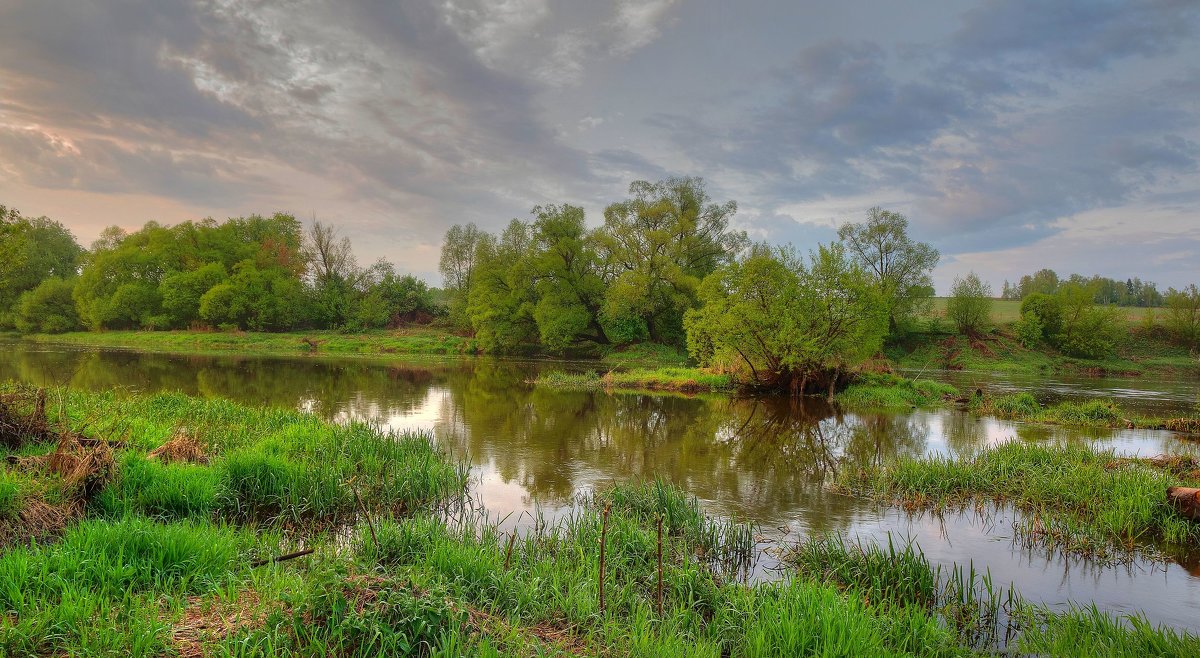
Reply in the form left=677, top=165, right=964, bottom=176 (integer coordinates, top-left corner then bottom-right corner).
left=250, top=548, right=315, bottom=568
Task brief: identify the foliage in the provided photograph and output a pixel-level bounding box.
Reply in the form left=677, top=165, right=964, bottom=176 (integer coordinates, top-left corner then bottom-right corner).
left=945, top=271, right=991, bottom=336
left=1164, top=284, right=1200, bottom=348
left=1013, top=312, right=1044, bottom=348
left=1018, top=292, right=1062, bottom=340
left=1004, top=268, right=1164, bottom=307
left=1052, top=282, right=1124, bottom=359
left=597, top=177, right=746, bottom=346
left=159, top=263, right=228, bottom=328
left=438, top=222, right=486, bottom=328
left=837, top=206, right=939, bottom=337
left=199, top=262, right=307, bottom=331
left=684, top=243, right=886, bottom=393
left=0, top=206, right=84, bottom=328
left=15, top=277, right=82, bottom=334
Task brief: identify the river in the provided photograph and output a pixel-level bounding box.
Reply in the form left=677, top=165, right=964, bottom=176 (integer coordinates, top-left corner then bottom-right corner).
left=2, top=340, right=1199, bottom=633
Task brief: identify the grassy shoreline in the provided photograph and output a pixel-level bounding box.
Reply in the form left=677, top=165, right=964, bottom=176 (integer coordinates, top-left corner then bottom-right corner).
left=834, top=441, right=1200, bottom=564
left=3, top=385, right=1198, bottom=655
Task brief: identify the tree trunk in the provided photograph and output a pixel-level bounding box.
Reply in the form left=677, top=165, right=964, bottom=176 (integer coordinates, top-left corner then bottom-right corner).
left=1167, top=486, right=1200, bottom=522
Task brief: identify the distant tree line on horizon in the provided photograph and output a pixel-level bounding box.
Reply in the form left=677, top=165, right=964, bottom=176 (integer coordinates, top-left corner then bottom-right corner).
left=999, top=268, right=1164, bottom=307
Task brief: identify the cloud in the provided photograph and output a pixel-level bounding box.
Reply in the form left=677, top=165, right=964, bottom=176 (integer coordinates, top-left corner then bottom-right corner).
left=610, top=0, right=680, bottom=55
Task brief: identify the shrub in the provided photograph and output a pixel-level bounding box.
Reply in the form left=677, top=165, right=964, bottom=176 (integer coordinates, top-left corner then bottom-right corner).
left=1013, top=312, right=1044, bottom=348
left=14, top=277, right=82, bottom=333
left=1019, top=293, right=1062, bottom=338
left=946, top=272, right=992, bottom=336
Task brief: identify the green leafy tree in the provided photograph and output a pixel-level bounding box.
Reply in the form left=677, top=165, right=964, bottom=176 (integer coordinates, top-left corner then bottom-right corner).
left=685, top=243, right=886, bottom=396
left=353, top=262, right=437, bottom=329
left=0, top=206, right=84, bottom=327
left=159, top=263, right=228, bottom=328
left=199, top=261, right=306, bottom=331
left=439, top=223, right=487, bottom=329
left=15, top=277, right=81, bottom=333
left=946, top=272, right=992, bottom=336
left=528, top=204, right=609, bottom=352
left=1016, top=269, right=1059, bottom=298
left=837, top=207, right=938, bottom=336
left=466, top=221, right=538, bottom=352
left=1164, top=284, right=1200, bottom=348
left=1052, top=282, right=1123, bottom=358
left=1018, top=293, right=1063, bottom=340
left=597, top=177, right=746, bottom=345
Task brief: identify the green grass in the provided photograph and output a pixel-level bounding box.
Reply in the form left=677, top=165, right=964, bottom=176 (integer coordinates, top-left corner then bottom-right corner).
left=974, top=392, right=1200, bottom=432
left=3, top=385, right=1200, bottom=655
left=836, top=442, right=1200, bottom=562
left=536, top=367, right=735, bottom=393
left=836, top=373, right=959, bottom=409
left=927, top=298, right=1161, bottom=325
left=889, top=320, right=1199, bottom=379
left=24, top=328, right=478, bottom=358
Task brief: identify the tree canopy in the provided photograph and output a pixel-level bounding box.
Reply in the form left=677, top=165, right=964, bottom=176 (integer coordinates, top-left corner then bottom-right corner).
left=837, top=207, right=938, bottom=336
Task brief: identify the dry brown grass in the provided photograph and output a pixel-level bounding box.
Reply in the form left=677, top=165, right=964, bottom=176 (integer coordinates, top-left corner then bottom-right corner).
left=148, top=430, right=209, bottom=465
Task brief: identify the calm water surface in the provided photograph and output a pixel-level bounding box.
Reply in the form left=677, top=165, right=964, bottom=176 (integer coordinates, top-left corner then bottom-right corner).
left=3, top=341, right=1199, bottom=632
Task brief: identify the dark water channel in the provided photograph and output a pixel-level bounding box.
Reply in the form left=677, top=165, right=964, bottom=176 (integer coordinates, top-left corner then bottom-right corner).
left=3, top=341, right=1199, bottom=633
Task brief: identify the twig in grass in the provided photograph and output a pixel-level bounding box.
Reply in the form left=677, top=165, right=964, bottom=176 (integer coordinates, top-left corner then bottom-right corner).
left=348, top=476, right=378, bottom=548
left=250, top=548, right=315, bottom=568
left=504, top=531, right=517, bottom=571
left=599, top=503, right=611, bottom=616
left=656, top=515, right=664, bottom=617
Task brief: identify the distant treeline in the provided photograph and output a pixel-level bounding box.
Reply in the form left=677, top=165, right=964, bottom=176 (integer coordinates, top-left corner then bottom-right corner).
left=0, top=204, right=437, bottom=334
left=1000, top=269, right=1163, bottom=307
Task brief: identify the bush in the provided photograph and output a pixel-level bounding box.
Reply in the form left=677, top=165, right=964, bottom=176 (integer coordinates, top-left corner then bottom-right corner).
left=1013, top=312, right=1044, bottom=348
left=1019, top=293, right=1062, bottom=338
left=1164, top=284, right=1200, bottom=348
left=14, top=277, right=81, bottom=333
left=946, top=272, right=991, bottom=336
left=1054, top=305, right=1124, bottom=359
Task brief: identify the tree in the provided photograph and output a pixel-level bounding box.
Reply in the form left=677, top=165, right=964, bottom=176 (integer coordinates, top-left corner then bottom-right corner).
left=597, top=177, right=746, bottom=345
left=1052, top=282, right=1123, bottom=359
left=528, top=204, right=609, bottom=352
left=353, top=262, right=437, bottom=329
left=304, top=220, right=361, bottom=328
left=1164, top=284, right=1200, bottom=348
left=15, top=277, right=81, bottom=334
left=466, top=221, right=538, bottom=353
left=439, top=223, right=487, bottom=329
left=159, top=263, right=228, bottom=328
left=685, top=243, right=886, bottom=396
left=1016, top=269, right=1059, bottom=298
left=946, top=272, right=992, bottom=336
left=837, top=207, right=938, bottom=336
left=1018, top=293, right=1062, bottom=343
left=0, top=206, right=84, bottom=327
left=199, top=261, right=305, bottom=331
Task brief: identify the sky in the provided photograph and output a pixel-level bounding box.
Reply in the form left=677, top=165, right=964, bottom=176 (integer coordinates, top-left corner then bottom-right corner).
left=0, top=0, right=1198, bottom=292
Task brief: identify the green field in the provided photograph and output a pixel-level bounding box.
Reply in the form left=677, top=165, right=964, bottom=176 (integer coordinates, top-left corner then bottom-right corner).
left=927, top=298, right=1160, bottom=324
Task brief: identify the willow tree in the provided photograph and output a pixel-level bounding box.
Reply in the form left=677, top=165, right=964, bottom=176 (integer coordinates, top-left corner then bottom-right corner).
left=685, top=243, right=887, bottom=396
left=597, top=177, right=746, bottom=345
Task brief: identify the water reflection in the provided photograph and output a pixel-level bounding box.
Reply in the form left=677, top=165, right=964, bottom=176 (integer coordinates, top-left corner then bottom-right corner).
left=3, top=341, right=1200, bottom=632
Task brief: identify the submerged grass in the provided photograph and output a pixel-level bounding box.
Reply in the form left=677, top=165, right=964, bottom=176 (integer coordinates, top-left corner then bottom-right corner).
left=836, top=373, right=959, bottom=409
left=836, top=441, right=1200, bottom=561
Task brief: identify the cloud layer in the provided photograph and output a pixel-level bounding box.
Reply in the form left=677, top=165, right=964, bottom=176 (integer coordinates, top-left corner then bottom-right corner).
left=0, top=0, right=1197, bottom=289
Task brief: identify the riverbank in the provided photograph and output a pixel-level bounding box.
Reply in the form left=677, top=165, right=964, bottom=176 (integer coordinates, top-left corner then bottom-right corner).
left=887, top=329, right=1199, bottom=379
left=2, top=384, right=1197, bottom=655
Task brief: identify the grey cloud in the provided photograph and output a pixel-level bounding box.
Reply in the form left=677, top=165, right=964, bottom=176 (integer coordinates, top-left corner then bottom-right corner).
left=951, top=0, right=1200, bottom=72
